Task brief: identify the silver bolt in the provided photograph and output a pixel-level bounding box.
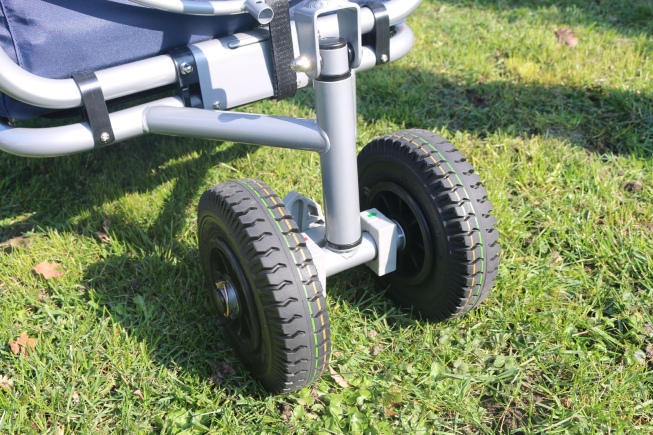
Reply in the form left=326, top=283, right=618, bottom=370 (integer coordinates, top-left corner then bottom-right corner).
left=291, top=55, right=313, bottom=73
left=380, top=54, right=389, bottom=63
left=100, top=132, right=110, bottom=143
left=213, top=101, right=222, bottom=110
left=179, top=62, right=193, bottom=75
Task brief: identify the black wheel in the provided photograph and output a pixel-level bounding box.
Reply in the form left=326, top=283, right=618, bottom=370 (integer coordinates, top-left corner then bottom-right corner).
left=198, top=178, right=331, bottom=393
left=357, top=129, right=500, bottom=322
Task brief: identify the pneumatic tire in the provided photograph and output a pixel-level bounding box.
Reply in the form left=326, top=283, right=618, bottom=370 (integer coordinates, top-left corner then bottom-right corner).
left=358, top=129, right=500, bottom=322
left=198, top=179, right=331, bottom=393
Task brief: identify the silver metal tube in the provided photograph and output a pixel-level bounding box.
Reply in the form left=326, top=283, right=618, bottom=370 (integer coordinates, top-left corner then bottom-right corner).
left=0, top=50, right=177, bottom=110
left=0, top=48, right=82, bottom=109
left=0, top=97, right=183, bottom=157
left=129, top=0, right=273, bottom=24
left=144, top=106, right=330, bottom=153
left=95, top=55, right=178, bottom=101
left=315, top=43, right=362, bottom=249
left=324, top=232, right=377, bottom=277
left=243, top=0, right=274, bottom=25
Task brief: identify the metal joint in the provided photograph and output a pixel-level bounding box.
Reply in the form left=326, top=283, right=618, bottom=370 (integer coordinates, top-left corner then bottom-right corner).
left=364, top=3, right=391, bottom=66
left=71, top=71, right=115, bottom=148
left=294, top=0, right=362, bottom=79
left=169, top=47, right=204, bottom=109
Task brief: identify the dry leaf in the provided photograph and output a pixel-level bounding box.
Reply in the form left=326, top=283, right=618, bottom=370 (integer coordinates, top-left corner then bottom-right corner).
left=72, top=391, right=80, bottom=403
left=371, top=345, right=382, bottom=356
left=328, top=365, right=349, bottom=388
left=9, top=341, right=20, bottom=355
left=133, top=389, right=144, bottom=400
left=0, top=375, right=13, bottom=390
left=368, top=329, right=378, bottom=340
left=9, top=332, right=37, bottom=357
left=1, top=236, right=32, bottom=253
left=384, top=407, right=397, bottom=418
left=33, top=261, right=65, bottom=279
left=555, top=28, right=579, bottom=47
left=96, top=231, right=110, bottom=243
left=17, top=332, right=37, bottom=351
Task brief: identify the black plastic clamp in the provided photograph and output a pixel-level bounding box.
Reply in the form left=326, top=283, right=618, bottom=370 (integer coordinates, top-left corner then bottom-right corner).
left=72, top=71, right=115, bottom=147
left=169, top=46, right=204, bottom=109
left=364, top=3, right=390, bottom=66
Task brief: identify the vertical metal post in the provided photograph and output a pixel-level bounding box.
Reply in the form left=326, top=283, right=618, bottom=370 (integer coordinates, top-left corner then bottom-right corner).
left=314, top=37, right=362, bottom=250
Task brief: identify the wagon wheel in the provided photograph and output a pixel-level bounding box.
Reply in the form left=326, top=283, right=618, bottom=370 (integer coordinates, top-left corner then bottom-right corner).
left=357, top=129, right=500, bottom=321
left=197, top=179, right=331, bottom=393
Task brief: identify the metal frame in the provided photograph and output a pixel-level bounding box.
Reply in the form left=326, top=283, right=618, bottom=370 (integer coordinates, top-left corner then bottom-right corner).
left=129, top=0, right=274, bottom=24
left=0, top=0, right=422, bottom=283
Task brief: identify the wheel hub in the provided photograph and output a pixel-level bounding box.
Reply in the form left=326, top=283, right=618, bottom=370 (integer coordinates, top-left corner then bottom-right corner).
left=214, top=280, right=240, bottom=320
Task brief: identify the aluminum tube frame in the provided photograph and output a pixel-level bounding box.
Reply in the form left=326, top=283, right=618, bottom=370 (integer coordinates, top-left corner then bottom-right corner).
left=0, top=50, right=177, bottom=110
left=0, top=97, right=184, bottom=157
left=0, top=26, right=413, bottom=157
left=0, top=0, right=420, bottom=111
left=129, top=0, right=274, bottom=24
left=315, top=45, right=362, bottom=249
left=144, top=106, right=329, bottom=153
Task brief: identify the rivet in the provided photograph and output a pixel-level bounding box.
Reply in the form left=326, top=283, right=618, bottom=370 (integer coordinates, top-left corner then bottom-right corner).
left=213, top=101, right=222, bottom=110
left=380, top=54, right=389, bottom=63
left=179, top=62, right=193, bottom=75
left=100, top=132, right=110, bottom=143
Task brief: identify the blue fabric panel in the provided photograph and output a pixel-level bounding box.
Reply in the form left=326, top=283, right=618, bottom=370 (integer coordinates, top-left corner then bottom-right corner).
left=0, top=0, right=259, bottom=119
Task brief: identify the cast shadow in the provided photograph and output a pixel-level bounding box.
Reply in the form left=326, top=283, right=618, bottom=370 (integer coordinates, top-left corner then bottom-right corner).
left=352, top=64, right=653, bottom=158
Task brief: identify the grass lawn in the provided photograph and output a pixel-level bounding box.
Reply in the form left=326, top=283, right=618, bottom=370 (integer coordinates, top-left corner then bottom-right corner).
left=2, top=0, right=653, bottom=433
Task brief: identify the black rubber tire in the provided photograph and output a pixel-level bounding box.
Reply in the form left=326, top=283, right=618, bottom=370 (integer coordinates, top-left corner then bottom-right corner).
left=197, top=178, right=331, bottom=393
left=357, top=129, right=500, bottom=322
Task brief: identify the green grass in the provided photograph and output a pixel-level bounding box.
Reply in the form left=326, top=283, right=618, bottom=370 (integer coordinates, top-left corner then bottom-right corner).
left=2, top=0, right=653, bottom=433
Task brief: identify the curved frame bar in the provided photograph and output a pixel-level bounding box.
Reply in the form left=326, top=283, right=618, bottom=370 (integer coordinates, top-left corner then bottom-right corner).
left=0, top=0, right=421, bottom=111
left=129, top=0, right=274, bottom=24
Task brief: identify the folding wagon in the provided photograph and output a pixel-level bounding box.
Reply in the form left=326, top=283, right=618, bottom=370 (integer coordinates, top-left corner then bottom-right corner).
left=0, top=0, right=500, bottom=393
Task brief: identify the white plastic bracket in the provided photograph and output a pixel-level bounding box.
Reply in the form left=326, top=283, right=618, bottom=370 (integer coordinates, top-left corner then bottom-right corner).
left=360, top=208, right=398, bottom=276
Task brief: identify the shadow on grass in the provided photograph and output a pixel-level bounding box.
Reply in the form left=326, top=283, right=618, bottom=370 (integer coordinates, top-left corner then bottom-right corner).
left=355, top=64, right=653, bottom=159
left=82, top=252, right=268, bottom=397
left=0, top=131, right=258, bottom=243
left=0, top=129, right=272, bottom=393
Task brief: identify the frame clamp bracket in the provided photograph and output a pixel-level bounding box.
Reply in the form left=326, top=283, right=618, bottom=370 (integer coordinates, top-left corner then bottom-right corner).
left=72, top=71, right=115, bottom=147
left=294, top=0, right=362, bottom=80
left=363, top=3, right=391, bottom=65
left=169, top=46, right=204, bottom=109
